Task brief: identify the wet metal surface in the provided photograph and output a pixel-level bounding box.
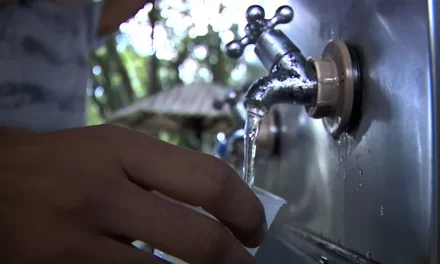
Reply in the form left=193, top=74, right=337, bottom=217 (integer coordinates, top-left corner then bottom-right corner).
left=253, top=0, right=434, bottom=263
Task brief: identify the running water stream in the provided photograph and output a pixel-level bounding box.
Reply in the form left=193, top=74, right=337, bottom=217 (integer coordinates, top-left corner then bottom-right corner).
left=242, top=110, right=263, bottom=188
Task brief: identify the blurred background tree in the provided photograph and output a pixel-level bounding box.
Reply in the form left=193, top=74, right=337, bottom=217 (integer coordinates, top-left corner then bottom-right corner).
left=86, top=0, right=284, bottom=251
left=87, top=0, right=281, bottom=148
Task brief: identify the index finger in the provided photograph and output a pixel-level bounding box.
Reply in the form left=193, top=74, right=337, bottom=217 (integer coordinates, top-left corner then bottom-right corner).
left=109, top=126, right=266, bottom=247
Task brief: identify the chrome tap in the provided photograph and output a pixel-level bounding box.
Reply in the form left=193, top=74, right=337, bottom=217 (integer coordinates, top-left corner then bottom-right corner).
left=226, top=5, right=362, bottom=138
left=212, top=128, right=245, bottom=164
left=212, top=86, right=280, bottom=166
left=212, top=87, right=247, bottom=162
left=212, top=87, right=247, bottom=127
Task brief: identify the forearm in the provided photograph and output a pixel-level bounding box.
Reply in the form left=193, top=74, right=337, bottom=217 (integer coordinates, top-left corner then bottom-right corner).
left=98, top=0, right=153, bottom=36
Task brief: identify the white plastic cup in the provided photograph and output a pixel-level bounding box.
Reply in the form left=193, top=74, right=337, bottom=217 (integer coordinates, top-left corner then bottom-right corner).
left=245, top=186, right=286, bottom=256
left=153, top=187, right=286, bottom=262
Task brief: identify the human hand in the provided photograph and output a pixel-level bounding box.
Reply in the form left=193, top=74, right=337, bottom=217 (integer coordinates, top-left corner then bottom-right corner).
left=0, top=125, right=266, bottom=264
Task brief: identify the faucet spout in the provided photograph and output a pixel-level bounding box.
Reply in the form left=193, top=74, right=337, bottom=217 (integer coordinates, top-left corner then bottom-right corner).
left=226, top=4, right=362, bottom=138
left=244, top=67, right=317, bottom=116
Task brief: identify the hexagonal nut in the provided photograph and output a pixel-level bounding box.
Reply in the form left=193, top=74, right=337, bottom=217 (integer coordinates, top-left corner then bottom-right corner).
left=306, top=58, right=340, bottom=118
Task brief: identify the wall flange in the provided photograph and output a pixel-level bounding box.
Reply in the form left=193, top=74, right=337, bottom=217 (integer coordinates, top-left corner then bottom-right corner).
left=307, top=40, right=361, bottom=139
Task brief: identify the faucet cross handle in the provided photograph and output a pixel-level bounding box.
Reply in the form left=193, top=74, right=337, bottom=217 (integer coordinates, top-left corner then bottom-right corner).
left=225, top=5, right=294, bottom=59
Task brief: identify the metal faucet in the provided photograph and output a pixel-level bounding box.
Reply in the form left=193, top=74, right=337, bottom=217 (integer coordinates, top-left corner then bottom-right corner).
left=226, top=5, right=361, bottom=138
left=213, top=129, right=245, bottom=164
left=212, top=87, right=247, bottom=127
left=212, top=86, right=280, bottom=165
left=212, top=87, right=247, bottom=162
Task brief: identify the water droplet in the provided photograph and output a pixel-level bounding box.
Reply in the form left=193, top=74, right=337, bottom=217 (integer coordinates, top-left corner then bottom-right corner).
left=366, top=249, right=372, bottom=259
left=357, top=168, right=364, bottom=189
left=380, top=205, right=385, bottom=216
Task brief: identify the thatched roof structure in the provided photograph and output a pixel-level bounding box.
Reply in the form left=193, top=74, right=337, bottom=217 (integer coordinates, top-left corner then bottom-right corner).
left=107, top=82, right=233, bottom=134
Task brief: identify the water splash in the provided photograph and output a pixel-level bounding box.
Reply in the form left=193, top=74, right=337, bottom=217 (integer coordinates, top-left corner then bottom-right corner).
left=348, top=141, right=353, bottom=156
left=336, top=133, right=358, bottom=182
left=336, top=135, right=346, bottom=179
left=243, top=111, right=263, bottom=188
left=337, top=133, right=353, bottom=179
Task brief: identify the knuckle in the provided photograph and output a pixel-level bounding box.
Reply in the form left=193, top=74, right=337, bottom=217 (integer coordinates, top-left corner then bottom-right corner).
left=76, top=188, right=119, bottom=227
left=81, top=187, right=113, bottom=213
left=93, top=124, right=128, bottom=151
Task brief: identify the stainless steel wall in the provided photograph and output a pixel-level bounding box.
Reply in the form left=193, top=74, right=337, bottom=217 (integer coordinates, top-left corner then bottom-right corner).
left=253, top=0, right=437, bottom=263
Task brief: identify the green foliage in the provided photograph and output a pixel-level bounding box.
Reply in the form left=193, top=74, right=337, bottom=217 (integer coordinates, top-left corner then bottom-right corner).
left=86, top=0, right=257, bottom=148
left=86, top=98, right=104, bottom=126
left=88, top=1, right=246, bottom=118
